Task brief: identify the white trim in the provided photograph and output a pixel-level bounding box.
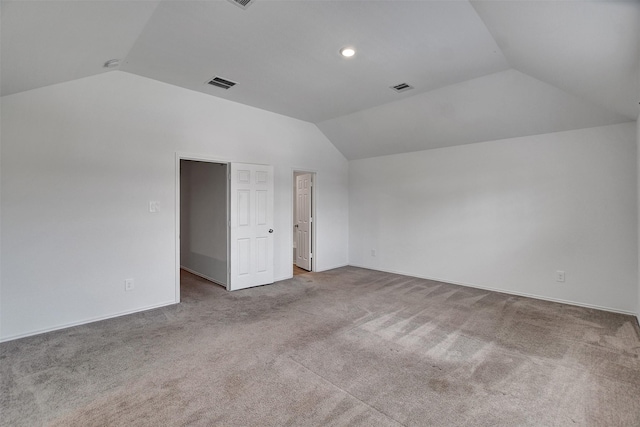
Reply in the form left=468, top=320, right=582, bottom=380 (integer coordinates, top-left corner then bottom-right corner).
left=176, top=152, right=231, bottom=300
left=348, top=264, right=637, bottom=316
left=275, top=264, right=349, bottom=282
left=176, top=152, right=233, bottom=164
left=180, top=266, right=226, bottom=288
left=292, top=168, right=318, bottom=273
left=316, top=263, right=349, bottom=272
left=0, top=301, right=176, bottom=343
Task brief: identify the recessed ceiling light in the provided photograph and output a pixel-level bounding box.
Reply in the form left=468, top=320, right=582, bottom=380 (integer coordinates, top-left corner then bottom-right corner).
left=340, top=47, right=356, bottom=58
left=103, top=59, right=120, bottom=68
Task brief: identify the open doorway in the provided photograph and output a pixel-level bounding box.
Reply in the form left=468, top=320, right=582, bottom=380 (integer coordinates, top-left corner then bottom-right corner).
left=176, top=156, right=276, bottom=300
left=293, top=171, right=315, bottom=274
left=179, top=159, right=229, bottom=292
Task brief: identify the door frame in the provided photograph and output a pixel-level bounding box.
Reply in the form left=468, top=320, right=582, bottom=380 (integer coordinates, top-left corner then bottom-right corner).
left=175, top=152, right=231, bottom=302
left=292, top=169, right=317, bottom=274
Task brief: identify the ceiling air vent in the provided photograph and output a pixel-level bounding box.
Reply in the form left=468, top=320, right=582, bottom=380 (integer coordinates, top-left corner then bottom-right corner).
left=208, top=76, right=237, bottom=90
left=227, top=0, right=255, bottom=9
left=390, top=83, right=414, bottom=93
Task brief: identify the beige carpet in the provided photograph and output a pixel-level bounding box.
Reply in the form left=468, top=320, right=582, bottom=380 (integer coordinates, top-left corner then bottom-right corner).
left=1, top=267, right=639, bottom=426
left=294, top=264, right=311, bottom=276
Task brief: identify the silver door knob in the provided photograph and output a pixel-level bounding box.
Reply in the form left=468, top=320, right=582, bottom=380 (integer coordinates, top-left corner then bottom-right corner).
left=269, top=229, right=274, bottom=233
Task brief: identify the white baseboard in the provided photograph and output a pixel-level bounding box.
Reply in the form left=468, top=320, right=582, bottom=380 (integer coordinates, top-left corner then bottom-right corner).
left=348, top=264, right=636, bottom=316
left=274, top=263, right=350, bottom=284
left=316, top=263, right=349, bottom=273
left=0, top=300, right=177, bottom=343
left=180, top=266, right=227, bottom=288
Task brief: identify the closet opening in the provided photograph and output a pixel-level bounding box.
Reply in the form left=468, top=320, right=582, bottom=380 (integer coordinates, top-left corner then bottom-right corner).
left=179, top=159, right=229, bottom=293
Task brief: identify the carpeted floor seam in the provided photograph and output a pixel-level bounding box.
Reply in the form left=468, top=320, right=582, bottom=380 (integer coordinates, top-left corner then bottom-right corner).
left=287, top=356, right=407, bottom=427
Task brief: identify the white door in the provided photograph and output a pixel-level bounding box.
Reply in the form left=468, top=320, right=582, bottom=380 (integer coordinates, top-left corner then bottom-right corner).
left=229, top=163, right=274, bottom=291
left=295, top=173, right=312, bottom=271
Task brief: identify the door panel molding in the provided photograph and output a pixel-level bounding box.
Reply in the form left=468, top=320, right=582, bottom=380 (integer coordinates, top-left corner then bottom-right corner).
left=295, top=172, right=313, bottom=271
left=229, top=163, right=274, bottom=290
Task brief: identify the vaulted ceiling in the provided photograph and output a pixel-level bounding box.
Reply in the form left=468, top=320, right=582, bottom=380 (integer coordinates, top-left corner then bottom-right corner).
left=2, top=0, right=639, bottom=160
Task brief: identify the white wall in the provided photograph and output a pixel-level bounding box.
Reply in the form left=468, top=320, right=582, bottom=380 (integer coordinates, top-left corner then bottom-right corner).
left=180, top=160, right=227, bottom=285
left=637, top=116, right=640, bottom=324
left=0, top=71, right=349, bottom=341
left=350, top=123, right=638, bottom=313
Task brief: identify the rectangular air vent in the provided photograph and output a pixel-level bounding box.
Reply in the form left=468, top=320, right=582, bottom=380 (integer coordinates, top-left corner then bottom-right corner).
left=227, top=0, right=255, bottom=9
left=208, top=76, right=237, bottom=90
left=390, top=83, right=414, bottom=93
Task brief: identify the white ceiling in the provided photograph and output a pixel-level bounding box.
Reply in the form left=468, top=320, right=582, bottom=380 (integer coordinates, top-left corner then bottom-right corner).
left=2, top=0, right=639, bottom=160
left=0, top=0, right=160, bottom=96
left=318, top=69, right=629, bottom=160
